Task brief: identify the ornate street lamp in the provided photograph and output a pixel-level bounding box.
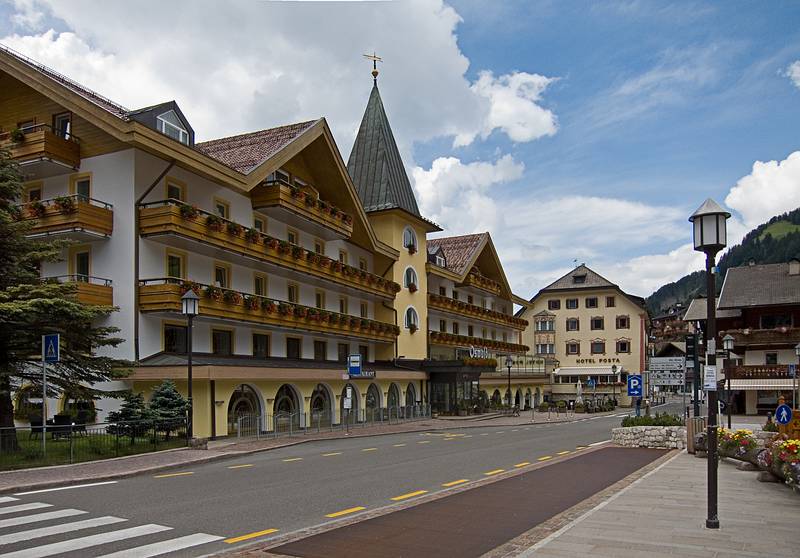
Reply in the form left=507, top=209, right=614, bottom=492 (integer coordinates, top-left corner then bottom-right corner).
left=723, top=334, right=735, bottom=429
left=505, top=355, right=513, bottom=409
left=181, top=290, right=199, bottom=439
left=689, top=197, right=730, bottom=530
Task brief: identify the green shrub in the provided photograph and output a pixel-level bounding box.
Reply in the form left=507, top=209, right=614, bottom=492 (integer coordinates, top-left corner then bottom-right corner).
left=620, top=413, right=683, bottom=427
left=574, top=403, right=585, bottom=413
left=556, top=400, right=566, bottom=409
left=537, top=403, right=550, bottom=412
left=763, top=420, right=778, bottom=432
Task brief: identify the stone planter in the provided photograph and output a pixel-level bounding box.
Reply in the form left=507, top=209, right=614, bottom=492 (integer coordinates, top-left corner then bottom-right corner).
left=612, top=426, right=686, bottom=449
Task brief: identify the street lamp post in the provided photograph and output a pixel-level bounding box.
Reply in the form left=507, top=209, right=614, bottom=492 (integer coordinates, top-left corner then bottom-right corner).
left=689, top=197, right=730, bottom=530
left=723, top=334, right=735, bottom=430
left=505, top=355, right=513, bottom=409
left=181, top=290, right=200, bottom=439
left=611, top=364, right=618, bottom=408
left=794, top=342, right=800, bottom=410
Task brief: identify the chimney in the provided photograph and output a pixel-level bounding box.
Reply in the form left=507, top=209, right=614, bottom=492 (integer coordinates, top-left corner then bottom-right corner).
left=789, top=259, right=800, bottom=276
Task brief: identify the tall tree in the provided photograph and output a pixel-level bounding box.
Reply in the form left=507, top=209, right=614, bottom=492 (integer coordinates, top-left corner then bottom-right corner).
left=0, top=148, right=129, bottom=450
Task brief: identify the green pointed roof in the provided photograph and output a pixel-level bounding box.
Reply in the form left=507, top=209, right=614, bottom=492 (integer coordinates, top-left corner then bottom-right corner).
left=347, top=83, right=421, bottom=218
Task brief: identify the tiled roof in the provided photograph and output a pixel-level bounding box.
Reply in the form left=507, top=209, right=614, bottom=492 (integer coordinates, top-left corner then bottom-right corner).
left=347, top=83, right=421, bottom=217
left=718, top=262, right=800, bottom=309
left=427, top=233, right=487, bottom=276
left=540, top=264, right=616, bottom=291
left=195, top=120, right=318, bottom=174
left=682, top=297, right=741, bottom=321
left=1, top=43, right=129, bottom=118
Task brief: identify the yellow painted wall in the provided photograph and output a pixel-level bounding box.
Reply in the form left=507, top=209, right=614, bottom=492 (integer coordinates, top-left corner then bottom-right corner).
left=369, top=212, right=429, bottom=360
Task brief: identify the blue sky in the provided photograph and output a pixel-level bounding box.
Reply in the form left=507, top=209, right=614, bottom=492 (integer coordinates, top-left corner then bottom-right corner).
left=2, top=0, right=799, bottom=298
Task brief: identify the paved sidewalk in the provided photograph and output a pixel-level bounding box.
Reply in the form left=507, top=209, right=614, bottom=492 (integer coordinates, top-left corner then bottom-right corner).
left=0, top=409, right=625, bottom=494
left=523, top=452, right=798, bottom=557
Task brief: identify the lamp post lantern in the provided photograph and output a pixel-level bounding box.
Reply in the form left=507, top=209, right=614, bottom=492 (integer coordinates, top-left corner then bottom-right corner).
left=611, top=364, right=618, bottom=408
left=723, top=334, right=735, bottom=429
left=689, top=198, right=730, bottom=530
left=505, top=355, right=513, bottom=409
left=181, top=289, right=200, bottom=439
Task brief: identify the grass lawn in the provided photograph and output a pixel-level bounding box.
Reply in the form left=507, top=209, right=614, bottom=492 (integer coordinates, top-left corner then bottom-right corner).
left=759, top=220, right=800, bottom=240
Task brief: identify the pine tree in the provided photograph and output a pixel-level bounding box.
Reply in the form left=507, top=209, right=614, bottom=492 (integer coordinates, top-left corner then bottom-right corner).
left=107, top=392, right=151, bottom=443
left=148, top=380, right=187, bottom=439
left=0, top=148, right=129, bottom=451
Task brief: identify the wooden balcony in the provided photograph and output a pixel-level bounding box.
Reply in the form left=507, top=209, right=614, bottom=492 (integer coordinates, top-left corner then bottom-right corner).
left=45, top=275, right=114, bottom=306
left=138, top=201, right=399, bottom=300
left=429, top=331, right=528, bottom=354
left=1, top=125, right=80, bottom=178
left=428, top=293, right=528, bottom=330
left=721, top=328, right=800, bottom=348
left=728, top=365, right=795, bottom=380
left=460, top=269, right=502, bottom=296
left=251, top=180, right=353, bottom=240
left=16, top=196, right=113, bottom=239
left=139, top=279, right=400, bottom=343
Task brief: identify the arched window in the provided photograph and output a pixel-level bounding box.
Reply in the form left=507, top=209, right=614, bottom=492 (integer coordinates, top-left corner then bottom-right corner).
left=404, top=267, right=418, bottom=291
left=403, top=227, right=417, bottom=253
left=405, top=307, right=419, bottom=331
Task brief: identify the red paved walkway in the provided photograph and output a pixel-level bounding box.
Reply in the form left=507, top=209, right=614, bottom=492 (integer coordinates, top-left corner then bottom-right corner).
left=267, top=447, right=666, bottom=558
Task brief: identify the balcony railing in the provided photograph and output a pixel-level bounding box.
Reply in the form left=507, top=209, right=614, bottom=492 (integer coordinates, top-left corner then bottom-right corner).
left=1, top=124, right=81, bottom=176
left=721, top=328, right=800, bottom=347
left=428, top=331, right=528, bottom=354
left=15, top=195, right=113, bottom=238
left=428, top=293, right=528, bottom=330
left=251, top=180, right=353, bottom=239
left=138, top=200, right=400, bottom=299
left=139, top=278, right=400, bottom=343
left=44, top=275, right=114, bottom=306
left=459, top=269, right=502, bottom=296
left=728, top=365, right=795, bottom=380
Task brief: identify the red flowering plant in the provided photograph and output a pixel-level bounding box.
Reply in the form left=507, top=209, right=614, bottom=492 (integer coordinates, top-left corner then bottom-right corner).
left=244, top=296, right=261, bottom=311
left=226, top=221, right=243, bottom=236
left=222, top=289, right=242, bottom=305
left=244, top=228, right=260, bottom=243
left=205, top=214, right=224, bottom=232
left=262, top=299, right=277, bottom=313
left=204, top=285, right=222, bottom=301
left=179, top=281, right=201, bottom=296
left=717, top=428, right=758, bottom=459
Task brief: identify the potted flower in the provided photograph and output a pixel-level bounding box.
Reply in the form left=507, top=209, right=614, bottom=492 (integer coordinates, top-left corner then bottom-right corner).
left=204, top=285, right=222, bottom=301
left=320, top=257, right=331, bottom=268
left=278, top=303, right=292, bottom=316
left=226, top=222, right=243, bottom=236
left=332, top=260, right=343, bottom=273
left=54, top=196, right=76, bottom=213
left=330, top=207, right=340, bottom=219
left=408, top=244, right=417, bottom=255
left=304, top=195, right=316, bottom=208
left=205, top=214, right=224, bottom=232
left=342, top=214, right=353, bottom=225
left=317, top=199, right=328, bottom=212
left=290, top=246, right=304, bottom=260
left=408, top=282, right=418, bottom=293
left=294, top=306, right=307, bottom=319
left=222, top=290, right=242, bottom=304
left=409, top=323, right=418, bottom=334
left=244, top=296, right=261, bottom=311
left=289, top=185, right=302, bottom=199
left=262, top=299, right=277, bottom=313
left=266, top=237, right=279, bottom=251
left=307, top=308, right=320, bottom=321
left=244, top=228, right=260, bottom=243
left=179, top=280, right=201, bottom=295
left=28, top=200, right=46, bottom=218
left=320, top=311, right=331, bottom=323
left=9, top=128, right=25, bottom=143
left=8, top=205, right=23, bottom=221
left=278, top=240, right=291, bottom=255
left=178, top=203, right=199, bottom=219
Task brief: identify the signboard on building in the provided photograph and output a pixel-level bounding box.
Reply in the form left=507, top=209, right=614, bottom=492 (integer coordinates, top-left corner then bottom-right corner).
left=469, top=346, right=492, bottom=359
left=652, top=371, right=685, bottom=386
left=348, top=354, right=362, bottom=377
left=649, top=357, right=685, bottom=371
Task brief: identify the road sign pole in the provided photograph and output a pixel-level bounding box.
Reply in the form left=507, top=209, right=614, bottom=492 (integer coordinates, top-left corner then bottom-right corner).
left=41, top=356, right=46, bottom=458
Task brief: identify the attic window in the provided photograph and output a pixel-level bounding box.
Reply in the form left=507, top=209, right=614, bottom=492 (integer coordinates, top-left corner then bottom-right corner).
left=156, top=110, right=189, bottom=145
left=572, top=274, right=587, bottom=284
left=436, top=253, right=446, bottom=268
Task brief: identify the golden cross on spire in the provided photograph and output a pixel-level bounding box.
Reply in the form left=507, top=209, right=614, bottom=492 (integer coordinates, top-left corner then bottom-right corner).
left=363, top=52, right=382, bottom=82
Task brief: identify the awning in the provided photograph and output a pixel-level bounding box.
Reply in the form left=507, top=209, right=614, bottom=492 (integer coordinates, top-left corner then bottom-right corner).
left=555, top=366, right=622, bottom=376
left=730, top=379, right=795, bottom=391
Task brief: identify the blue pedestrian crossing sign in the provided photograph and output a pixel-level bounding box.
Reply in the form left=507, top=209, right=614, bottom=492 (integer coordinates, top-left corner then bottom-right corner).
left=775, top=404, right=792, bottom=425
left=42, top=334, right=60, bottom=363
left=587, top=378, right=596, bottom=389
left=627, top=375, right=643, bottom=397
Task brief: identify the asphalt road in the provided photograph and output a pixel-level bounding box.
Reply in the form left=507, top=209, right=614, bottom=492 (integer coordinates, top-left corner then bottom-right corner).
left=0, top=402, right=681, bottom=557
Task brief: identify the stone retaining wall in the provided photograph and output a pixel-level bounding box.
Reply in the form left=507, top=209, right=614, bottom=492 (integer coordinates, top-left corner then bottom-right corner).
left=612, top=426, right=686, bottom=449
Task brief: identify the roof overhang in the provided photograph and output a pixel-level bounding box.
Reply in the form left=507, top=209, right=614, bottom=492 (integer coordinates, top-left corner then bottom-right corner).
left=365, top=207, right=442, bottom=233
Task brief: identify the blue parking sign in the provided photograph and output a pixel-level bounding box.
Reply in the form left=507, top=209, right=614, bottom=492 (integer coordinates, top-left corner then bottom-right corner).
left=42, top=334, right=59, bottom=363
left=627, top=375, right=642, bottom=397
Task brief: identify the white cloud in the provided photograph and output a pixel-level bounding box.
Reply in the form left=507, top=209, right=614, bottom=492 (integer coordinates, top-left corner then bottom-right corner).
left=1, top=0, right=557, bottom=153
left=725, top=151, right=800, bottom=230
left=456, top=71, right=558, bottom=146
left=784, top=60, right=800, bottom=90
left=9, top=0, right=45, bottom=30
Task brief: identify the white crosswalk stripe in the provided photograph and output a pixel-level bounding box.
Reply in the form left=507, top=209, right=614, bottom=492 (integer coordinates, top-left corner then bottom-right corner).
left=0, top=505, right=50, bottom=517
left=0, top=523, right=172, bottom=558
left=0, top=516, right=127, bottom=546
left=95, top=533, right=225, bottom=558
left=0, top=509, right=86, bottom=530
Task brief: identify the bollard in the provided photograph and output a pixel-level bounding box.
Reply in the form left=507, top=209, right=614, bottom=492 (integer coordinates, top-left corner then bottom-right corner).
left=69, top=423, right=74, bottom=464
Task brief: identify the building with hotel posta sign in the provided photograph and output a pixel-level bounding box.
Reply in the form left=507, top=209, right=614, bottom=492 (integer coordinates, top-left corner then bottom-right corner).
left=518, top=264, right=649, bottom=407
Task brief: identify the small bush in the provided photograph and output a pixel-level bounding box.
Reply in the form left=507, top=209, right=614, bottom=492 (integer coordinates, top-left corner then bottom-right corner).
left=621, top=413, right=683, bottom=427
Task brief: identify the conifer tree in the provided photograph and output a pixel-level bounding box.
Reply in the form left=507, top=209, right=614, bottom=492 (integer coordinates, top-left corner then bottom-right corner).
left=148, top=380, right=188, bottom=440
left=107, top=392, right=150, bottom=443
left=0, top=148, right=129, bottom=450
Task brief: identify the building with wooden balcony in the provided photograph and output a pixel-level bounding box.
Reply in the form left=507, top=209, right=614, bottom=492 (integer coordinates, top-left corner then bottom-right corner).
left=16, top=195, right=113, bottom=239
left=0, top=124, right=81, bottom=179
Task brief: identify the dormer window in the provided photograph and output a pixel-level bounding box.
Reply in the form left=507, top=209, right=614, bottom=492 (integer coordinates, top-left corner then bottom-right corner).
left=436, top=253, right=446, bottom=268
left=573, top=274, right=587, bottom=284
left=156, top=110, right=189, bottom=145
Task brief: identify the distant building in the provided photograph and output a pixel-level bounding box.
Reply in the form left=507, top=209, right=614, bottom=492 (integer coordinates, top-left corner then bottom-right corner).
left=518, top=265, right=649, bottom=406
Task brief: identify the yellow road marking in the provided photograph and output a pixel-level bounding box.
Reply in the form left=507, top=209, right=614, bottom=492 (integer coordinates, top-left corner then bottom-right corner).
left=418, top=440, right=431, bottom=444
left=323, top=452, right=342, bottom=457
left=484, top=469, right=505, bottom=476
left=537, top=456, right=553, bottom=461
left=282, top=458, right=303, bottom=462
left=557, top=451, right=571, bottom=455
left=393, top=443, right=406, bottom=447
left=325, top=506, right=366, bottom=518
left=224, top=528, right=278, bottom=544
left=227, top=464, right=253, bottom=469
left=153, top=472, right=193, bottom=479
left=514, top=462, right=531, bottom=468
left=361, top=447, right=378, bottom=452
left=575, top=445, right=588, bottom=450
left=442, top=479, right=468, bottom=487
left=390, top=490, right=428, bottom=501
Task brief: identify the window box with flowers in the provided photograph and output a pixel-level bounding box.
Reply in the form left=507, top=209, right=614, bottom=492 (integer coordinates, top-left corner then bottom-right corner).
left=205, top=214, right=224, bottom=232
left=54, top=196, right=76, bottom=213
left=408, top=283, right=418, bottom=293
